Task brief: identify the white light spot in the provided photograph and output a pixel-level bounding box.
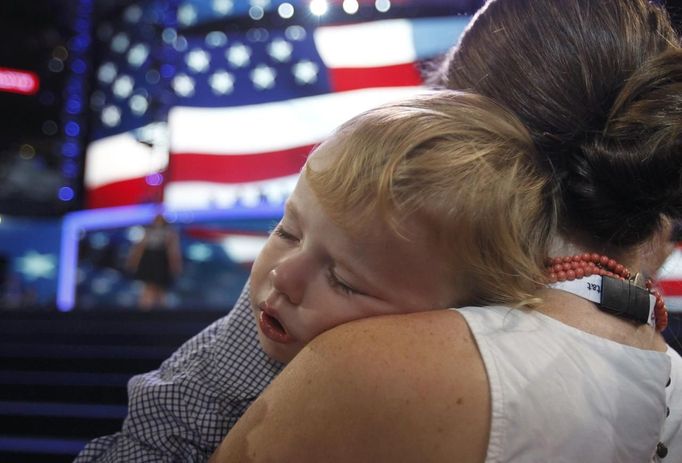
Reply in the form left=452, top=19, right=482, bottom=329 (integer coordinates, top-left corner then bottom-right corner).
left=249, top=6, right=264, bottom=20
left=112, top=75, right=135, bottom=99
left=111, top=33, right=130, bottom=53
left=97, top=62, right=117, bottom=84
left=186, top=48, right=211, bottom=73
left=129, top=94, right=149, bottom=115
left=285, top=25, right=306, bottom=41
left=178, top=3, right=198, bottom=26
left=375, top=0, right=390, bottom=12
left=162, top=28, right=177, bottom=45
left=187, top=243, right=214, bottom=262
left=267, top=38, right=293, bottom=62
left=172, top=74, right=196, bottom=97
left=208, top=71, right=235, bottom=94
left=310, top=0, right=328, bottom=16
left=278, top=2, right=294, bottom=18
left=16, top=251, right=56, bottom=281
left=205, top=31, right=228, bottom=48
left=212, top=0, right=234, bottom=15
left=101, top=105, right=121, bottom=127
left=226, top=43, right=251, bottom=67
left=250, top=64, right=276, bottom=89
left=342, top=0, right=359, bottom=14
left=127, top=43, right=150, bottom=67
left=293, top=60, right=319, bottom=84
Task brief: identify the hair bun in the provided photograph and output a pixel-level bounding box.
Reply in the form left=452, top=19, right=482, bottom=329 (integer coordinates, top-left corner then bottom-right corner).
left=561, top=48, right=682, bottom=246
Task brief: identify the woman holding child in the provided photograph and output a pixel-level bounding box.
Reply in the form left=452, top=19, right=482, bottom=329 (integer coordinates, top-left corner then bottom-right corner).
left=211, top=0, right=682, bottom=461
left=78, top=0, right=682, bottom=461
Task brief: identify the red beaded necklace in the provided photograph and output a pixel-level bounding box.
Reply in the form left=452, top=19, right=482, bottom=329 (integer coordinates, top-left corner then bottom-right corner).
left=546, top=253, right=668, bottom=332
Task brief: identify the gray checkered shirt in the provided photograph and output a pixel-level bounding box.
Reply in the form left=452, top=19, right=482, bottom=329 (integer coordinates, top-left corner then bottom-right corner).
left=74, top=282, right=283, bottom=462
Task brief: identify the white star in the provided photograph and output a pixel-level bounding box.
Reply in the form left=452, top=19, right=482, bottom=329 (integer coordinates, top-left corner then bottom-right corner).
left=293, top=60, right=319, bottom=84
left=102, top=105, right=121, bottom=127
left=267, top=38, right=293, bottom=62
left=129, top=94, right=148, bottom=115
left=97, top=62, right=117, bottom=84
left=186, top=48, right=211, bottom=73
left=127, top=43, right=150, bottom=67
left=205, top=31, right=228, bottom=48
left=112, top=75, right=135, bottom=99
left=250, top=64, right=276, bottom=89
left=178, top=3, right=198, bottom=26
left=212, top=0, right=234, bottom=15
left=111, top=32, right=130, bottom=53
left=226, top=43, right=251, bottom=68
left=173, top=74, right=196, bottom=97
left=16, top=251, right=56, bottom=281
left=209, top=71, right=235, bottom=94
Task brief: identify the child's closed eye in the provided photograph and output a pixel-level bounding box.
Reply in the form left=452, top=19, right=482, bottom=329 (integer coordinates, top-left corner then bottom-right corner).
left=272, top=224, right=299, bottom=242
left=326, top=267, right=360, bottom=296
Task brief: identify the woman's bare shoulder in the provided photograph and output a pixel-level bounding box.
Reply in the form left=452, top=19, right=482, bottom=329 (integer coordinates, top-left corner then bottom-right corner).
left=212, top=309, right=490, bottom=463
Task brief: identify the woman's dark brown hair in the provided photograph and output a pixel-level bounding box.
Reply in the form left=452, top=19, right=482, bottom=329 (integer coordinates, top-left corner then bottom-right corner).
left=433, top=0, right=682, bottom=248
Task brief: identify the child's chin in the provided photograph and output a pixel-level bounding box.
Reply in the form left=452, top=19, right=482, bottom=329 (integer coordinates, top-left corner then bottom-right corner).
left=259, top=338, right=297, bottom=364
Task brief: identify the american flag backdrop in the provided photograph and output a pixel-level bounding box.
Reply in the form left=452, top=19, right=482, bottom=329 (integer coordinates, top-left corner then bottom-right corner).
left=84, top=0, right=477, bottom=210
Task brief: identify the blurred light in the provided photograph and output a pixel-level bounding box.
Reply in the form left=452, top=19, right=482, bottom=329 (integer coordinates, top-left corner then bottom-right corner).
left=65, top=121, right=80, bottom=137
left=145, top=173, right=164, bottom=186
left=246, top=28, right=269, bottom=42
left=58, top=186, right=75, bottom=201
left=111, top=32, right=130, bottom=53
left=160, top=63, right=175, bottom=79
left=309, top=0, right=328, bottom=16
left=285, top=25, right=306, bottom=41
left=173, top=35, right=188, bottom=52
left=97, top=62, right=117, bottom=84
left=66, top=98, right=82, bottom=114
left=42, top=120, right=58, bottom=136
left=61, top=141, right=79, bottom=157
left=19, top=144, right=35, bottom=159
left=0, top=67, right=40, bottom=95
left=249, top=6, right=264, bottom=20
left=206, top=31, right=228, bottom=48
left=48, top=58, right=64, bottom=73
left=89, top=90, right=106, bottom=110
left=343, top=0, right=359, bottom=14
left=375, top=0, right=390, bottom=12
left=71, top=58, right=87, bottom=74
left=178, top=4, right=198, bottom=26
left=52, top=46, right=69, bottom=60
left=278, top=2, right=295, bottom=18
left=162, top=28, right=177, bottom=44
left=129, top=94, right=149, bottom=115
left=101, top=105, right=121, bottom=127
left=62, top=160, right=79, bottom=178
left=145, top=69, right=161, bottom=84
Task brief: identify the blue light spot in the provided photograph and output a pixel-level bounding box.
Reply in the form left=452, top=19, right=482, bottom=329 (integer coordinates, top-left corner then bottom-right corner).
left=61, top=141, right=79, bottom=157
left=71, top=59, right=87, bottom=74
left=58, top=187, right=75, bottom=201
left=160, top=64, right=175, bottom=79
left=65, top=122, right=80, bottom=137
left=66, top=99, right=82, bottom=114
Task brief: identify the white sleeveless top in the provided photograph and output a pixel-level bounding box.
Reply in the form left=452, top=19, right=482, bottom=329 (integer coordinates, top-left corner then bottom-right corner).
left=456, top=306, right=678, bottom=462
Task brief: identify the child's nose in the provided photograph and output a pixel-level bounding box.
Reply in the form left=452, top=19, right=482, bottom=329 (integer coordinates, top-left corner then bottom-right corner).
left=270, top=252, right=312, bottom=305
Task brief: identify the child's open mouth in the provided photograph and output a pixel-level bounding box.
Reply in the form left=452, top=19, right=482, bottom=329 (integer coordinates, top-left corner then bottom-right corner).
left=258, top=309, right=294, bottom=344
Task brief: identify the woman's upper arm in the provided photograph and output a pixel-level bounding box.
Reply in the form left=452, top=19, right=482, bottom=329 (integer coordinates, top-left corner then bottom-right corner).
left=211, top=310, right=490, bottom=463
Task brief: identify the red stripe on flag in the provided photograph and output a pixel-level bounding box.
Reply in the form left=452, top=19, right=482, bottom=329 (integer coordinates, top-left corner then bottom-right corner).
left=169, top=145, right=313, bottom=183
left=328, top=63, right=422, bottom=92
left=86, top=176, right=162, bottom=209
left=659, top=279, right=682, bottom=297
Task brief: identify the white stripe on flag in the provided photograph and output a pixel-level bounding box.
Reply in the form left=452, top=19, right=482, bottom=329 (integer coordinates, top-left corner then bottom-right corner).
left=314, top=19, right=417, bottom=68
left=657, top=247, right=682, bottom=280
left=85, top=131, right=168, bottom=189
left=169, top=86, right=425, bottom=155
left=164, top=175, right=299, bottom=210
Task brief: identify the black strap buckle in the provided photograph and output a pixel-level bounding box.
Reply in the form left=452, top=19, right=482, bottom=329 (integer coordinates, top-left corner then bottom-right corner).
left=599, top=276, right=652, bottom=324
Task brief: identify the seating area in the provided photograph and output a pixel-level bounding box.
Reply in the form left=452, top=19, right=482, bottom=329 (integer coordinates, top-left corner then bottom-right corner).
left=0, top=309, right=224, bottom=462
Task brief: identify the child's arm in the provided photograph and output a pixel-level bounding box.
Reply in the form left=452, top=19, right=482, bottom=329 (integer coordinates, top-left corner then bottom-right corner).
left=74, top=282, right=284, bottom=462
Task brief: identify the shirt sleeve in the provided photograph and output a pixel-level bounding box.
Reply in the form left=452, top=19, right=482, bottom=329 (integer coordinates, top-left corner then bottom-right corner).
left=73, top=281, right=284, bottom=462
